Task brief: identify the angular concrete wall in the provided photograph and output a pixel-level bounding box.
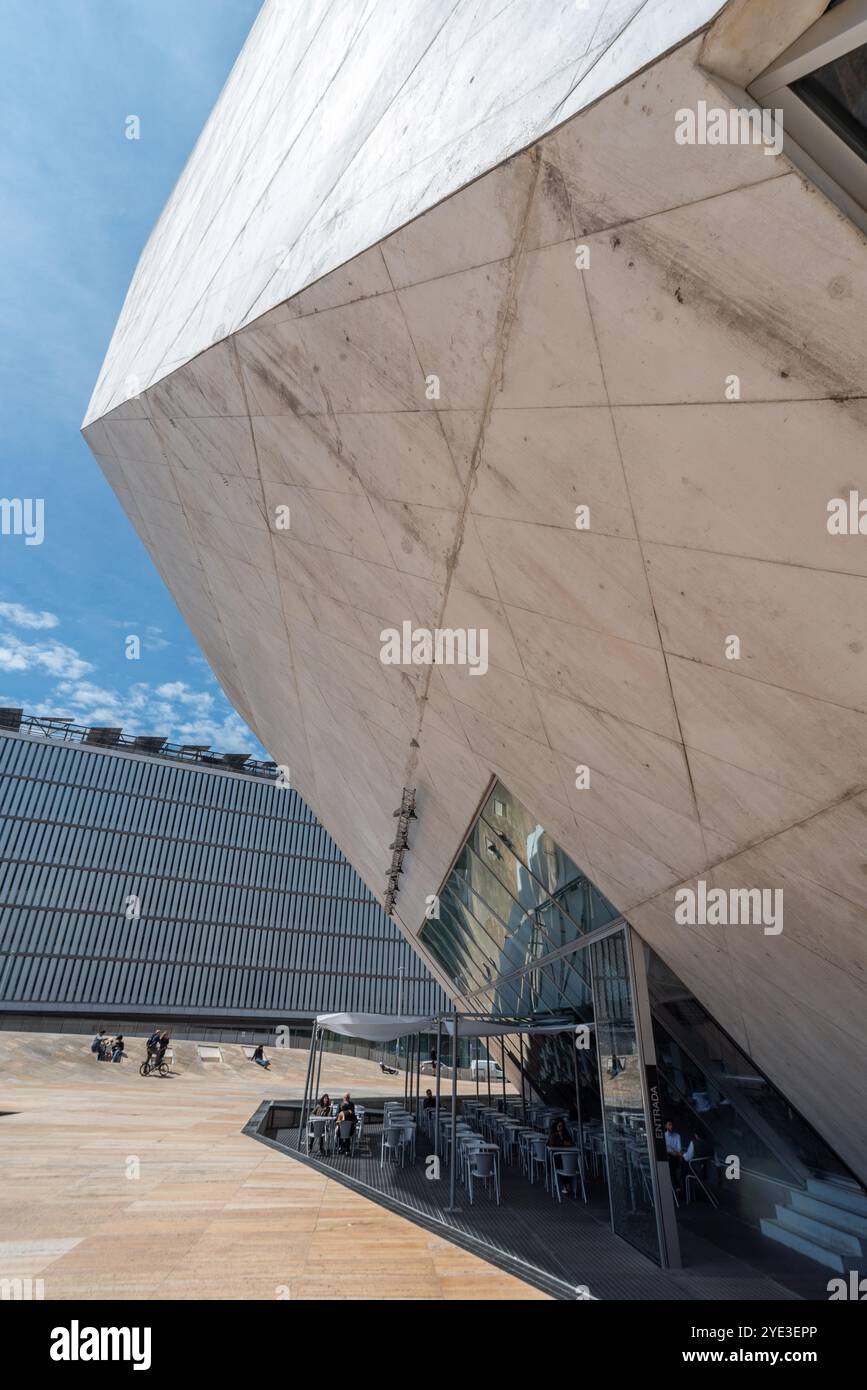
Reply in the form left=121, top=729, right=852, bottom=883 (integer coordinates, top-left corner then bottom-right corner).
left=84, top=0, right=722, bottom=425
left=84, top=10, right=867, bottom=1177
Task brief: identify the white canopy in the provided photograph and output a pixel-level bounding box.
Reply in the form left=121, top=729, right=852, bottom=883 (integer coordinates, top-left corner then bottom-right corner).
left=316, top=1012, right=433, bottom=1042
left=316, top=1013, right=580, bottom=1040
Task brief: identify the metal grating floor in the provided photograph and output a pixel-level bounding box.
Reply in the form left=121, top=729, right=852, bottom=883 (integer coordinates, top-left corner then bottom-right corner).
left=246, top=1108, right=803, bottom=1302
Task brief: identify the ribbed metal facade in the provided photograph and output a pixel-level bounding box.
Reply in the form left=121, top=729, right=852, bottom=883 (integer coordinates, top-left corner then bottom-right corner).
left=0, top=730, right=446, bottom=1022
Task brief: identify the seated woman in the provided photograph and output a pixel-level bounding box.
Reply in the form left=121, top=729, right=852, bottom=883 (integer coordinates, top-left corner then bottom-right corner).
left=252, top=1044, right=270, bottom=1069
left=335, top=1108, right=355, bottom=1155
left=547, top=1118, right=574, bottom=1148
left=307, top=1095, right=332, bottom=1155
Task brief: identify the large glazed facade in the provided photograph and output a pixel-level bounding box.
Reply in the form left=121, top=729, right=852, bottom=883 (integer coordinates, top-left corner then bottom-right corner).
left=0, top=719, right=444, bottom=1025
left=82, top=0, right=867, bottom=1273
left=421, top=777, right=866, bottom=1281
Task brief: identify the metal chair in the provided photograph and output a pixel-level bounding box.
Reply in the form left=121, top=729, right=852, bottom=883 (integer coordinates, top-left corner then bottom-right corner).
left=306, top=1116, right=328, bottom=1156
left=336, top=1120, right=355, bottom=1156
left=459, top=1135, right=483, bottom=1188
left=528, top=1135, right=548, bottom=1187
left=399, top=1121, right=417, bottom=1163
left=381, top=1125, right=405, bottom=1167
left=517, top=1128, right=538, bottom=1175
left=499, top=1122, right=521, bottom=1165
left=685, top=1159, right=719, bottom=1208
left=584, top=1129, right=605, bottom=1178
left=467, top=1149, right=500, bottom=1205
left=551, top=1148, right=586, bottom=1203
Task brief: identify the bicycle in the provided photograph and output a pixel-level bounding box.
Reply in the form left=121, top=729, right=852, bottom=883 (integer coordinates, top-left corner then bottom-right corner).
left=139, top=1051, right=169, bottom=1077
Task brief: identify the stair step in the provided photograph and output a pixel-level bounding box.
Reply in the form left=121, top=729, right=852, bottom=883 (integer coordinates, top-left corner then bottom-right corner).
left=775, top=1206, right=863, bottom=1257
left=791, top=1191, right=867, bottom=1236
left=806, top=1178, right=867, bottom=1217
left=760, top=1218, right=845, bottom=1272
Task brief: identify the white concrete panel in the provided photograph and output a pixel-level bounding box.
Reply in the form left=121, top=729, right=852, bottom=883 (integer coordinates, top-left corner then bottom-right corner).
left=477, top=516, right=659, bottom=645
left=496, top=241, right=607, bottom=409
left=473, top=406, right=636, bottom=537
left=584, top=174, right=867, bottom=405
left=550, top=36, right=786, bottom=235
left=669, top=655, right=867, bottom=803
left=645, top=544, right=867, bottom=712
left=85, top=0, right=720, bottom=426
left=614, top=399, right=867, bottom=577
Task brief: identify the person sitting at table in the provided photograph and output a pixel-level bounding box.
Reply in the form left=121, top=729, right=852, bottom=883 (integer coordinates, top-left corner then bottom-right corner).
left=335, top=1093, right=356, bottom=1152
left=422, top=1088, right=436, bottom=1110
left=335, top=1105, right=355, bottom=1154
left=665, top=1119, right=685, bottom=1197
left=309, top=1095, right=331, bottom=1153
left=547, top=1118, right=574, bottom=1147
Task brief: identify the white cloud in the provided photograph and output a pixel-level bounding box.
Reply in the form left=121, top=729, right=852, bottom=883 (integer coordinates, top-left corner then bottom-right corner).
left=144, top=625, right=169, bottom=652
left=46, top=678, right=255, bottom=750
left=1, top=612, right=260, bottom=753
left=108, top=620, right=170, bottom=653
left=0, top=601, right=59, bottom=630
left=155, top=680, right=214, bottom=709
left=0, top=633, right=92, bottom=680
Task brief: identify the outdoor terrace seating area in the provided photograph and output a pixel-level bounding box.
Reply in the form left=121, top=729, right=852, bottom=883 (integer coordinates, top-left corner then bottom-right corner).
left=255, top=1090, right=803, bottom=1303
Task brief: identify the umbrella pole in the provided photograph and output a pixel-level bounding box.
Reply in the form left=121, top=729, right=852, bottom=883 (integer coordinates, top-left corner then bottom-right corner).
left=298, top=1025, right=316, bottom=1152
left=519, top=1030, right=527, bottom=1124
left=446, top=1012, right=460, bottom=1211
left=434, top=1017, right=443, bottom=1158
left=501, top=1036, right=507, bottom=1108
left=313, top=1026, right=324, bottom=1106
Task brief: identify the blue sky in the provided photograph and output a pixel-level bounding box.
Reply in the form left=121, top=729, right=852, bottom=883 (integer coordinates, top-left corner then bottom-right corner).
left=0, top=0, right=264, bottom=752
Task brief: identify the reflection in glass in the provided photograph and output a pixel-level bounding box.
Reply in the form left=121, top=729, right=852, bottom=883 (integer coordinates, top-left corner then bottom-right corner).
left=421, top=778, right=620, bottom=1007
left=590, top=929, right=661, bottom=1264
left=646, top=948, right=866, bottom=1291
left=792, top=38, right=867, bottom=162
left=417, top=774, right=867, bottom=1293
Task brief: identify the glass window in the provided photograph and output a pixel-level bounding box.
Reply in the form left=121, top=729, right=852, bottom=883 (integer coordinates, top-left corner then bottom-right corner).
left=645, top=947, right=865, bottom=1294
left=590, top=929, right=661, bottom=1265
left=792, top=38, right=867, bottom=161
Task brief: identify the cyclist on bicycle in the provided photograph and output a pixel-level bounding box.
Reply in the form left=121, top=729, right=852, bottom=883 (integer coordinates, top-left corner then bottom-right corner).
left=145, top=1027, right=161, bottom=1062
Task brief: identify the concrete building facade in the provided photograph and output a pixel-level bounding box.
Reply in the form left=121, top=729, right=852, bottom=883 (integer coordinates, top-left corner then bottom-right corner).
left=81, top=0, right=867, bottom=1282
left=0, top=715, right=445, bottom=1026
